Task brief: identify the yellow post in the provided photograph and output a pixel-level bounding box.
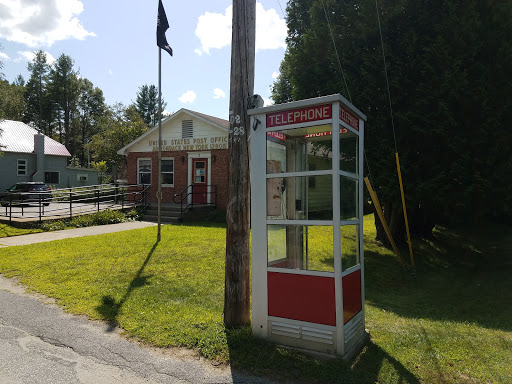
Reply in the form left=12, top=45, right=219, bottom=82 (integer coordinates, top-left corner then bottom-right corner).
left=395, top=153, right=415, bottom=269
left=364, top=177, right=407, bottom=268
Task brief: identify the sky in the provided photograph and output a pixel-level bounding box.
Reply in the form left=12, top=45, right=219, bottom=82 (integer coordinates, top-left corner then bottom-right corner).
left=0, top=0, right=288, bottom=120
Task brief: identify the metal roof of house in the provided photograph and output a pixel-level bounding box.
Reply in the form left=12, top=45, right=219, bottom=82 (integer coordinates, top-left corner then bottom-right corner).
left=0, top=120, right=71, bottom=157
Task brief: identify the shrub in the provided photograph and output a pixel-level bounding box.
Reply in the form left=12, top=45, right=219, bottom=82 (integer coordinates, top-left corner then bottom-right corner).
left=40, top=220, right=67, bottom=232
left=91, top=210, right=126, bottom=225
left=69, top=215, right=94, bottom=228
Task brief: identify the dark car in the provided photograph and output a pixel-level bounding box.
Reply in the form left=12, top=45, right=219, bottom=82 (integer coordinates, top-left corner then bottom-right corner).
left=0, top=182, right=52, bottom=206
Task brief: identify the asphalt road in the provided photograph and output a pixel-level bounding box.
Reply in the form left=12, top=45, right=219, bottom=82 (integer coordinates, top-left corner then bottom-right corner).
left=0, top=257, right=276, bottom=384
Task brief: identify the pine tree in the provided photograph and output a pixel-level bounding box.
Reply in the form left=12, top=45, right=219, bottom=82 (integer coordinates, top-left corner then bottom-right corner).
left=134, top=84, right=166, bottom=126
left=48, top=54, right=80, bottom=149
left=24, top=50, right=50, bottom=132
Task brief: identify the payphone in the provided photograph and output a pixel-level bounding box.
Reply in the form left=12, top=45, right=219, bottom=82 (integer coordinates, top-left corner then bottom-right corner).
left=249, top=94, right=367, bottom=359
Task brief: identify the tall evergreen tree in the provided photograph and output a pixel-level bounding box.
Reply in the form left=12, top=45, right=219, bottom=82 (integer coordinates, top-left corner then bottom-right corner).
left=48, top=54, right=80, bottom=149
left=134, top=84, right=166, bottom=126
left=24, top=50, right=50, bottom=132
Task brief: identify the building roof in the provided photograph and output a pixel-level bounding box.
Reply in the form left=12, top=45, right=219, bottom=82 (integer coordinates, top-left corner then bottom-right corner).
left=0, top=120, right=71, bottom=157
left=182, top=109, right=229, bottom=130
left=117, top=108, right=229, bottom=156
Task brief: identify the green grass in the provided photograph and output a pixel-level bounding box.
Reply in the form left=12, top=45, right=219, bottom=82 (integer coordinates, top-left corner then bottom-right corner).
left=0, top=223, right=42, bottom=238
left=0, top=216, right=511, bottom=383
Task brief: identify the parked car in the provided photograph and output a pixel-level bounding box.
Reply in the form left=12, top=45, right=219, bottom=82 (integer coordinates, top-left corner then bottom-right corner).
left=0, top=182, right=52, bottom=206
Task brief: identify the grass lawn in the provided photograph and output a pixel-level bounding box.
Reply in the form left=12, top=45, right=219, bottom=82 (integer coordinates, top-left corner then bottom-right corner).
left=0, top=216, right=511, bottom=383
left=0, top=223, right=42, bottom=238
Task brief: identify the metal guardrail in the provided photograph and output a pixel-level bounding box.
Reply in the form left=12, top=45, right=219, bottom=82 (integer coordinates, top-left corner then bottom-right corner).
left=0, top=184, right=150, bottom=223
left=173, top=184, right=217, bottom=220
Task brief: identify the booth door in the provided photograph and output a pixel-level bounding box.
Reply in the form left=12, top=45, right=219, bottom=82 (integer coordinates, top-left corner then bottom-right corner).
left=192, top=159, right=208, bottom=204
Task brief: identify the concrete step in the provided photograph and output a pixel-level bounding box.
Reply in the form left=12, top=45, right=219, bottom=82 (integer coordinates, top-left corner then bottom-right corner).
left=142, top=214, right=182, bottom=223
left=145, top=206, right=185, bottom=214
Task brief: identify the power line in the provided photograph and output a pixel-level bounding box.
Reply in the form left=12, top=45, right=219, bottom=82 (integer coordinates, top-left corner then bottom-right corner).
left=375, top=0, right=398, bottom=154
left=275, top=0, right=285, bottom=18
left=320, top=0, right=352, bottom=103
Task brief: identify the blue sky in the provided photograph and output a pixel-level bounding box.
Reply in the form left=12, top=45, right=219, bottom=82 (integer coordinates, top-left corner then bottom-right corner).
left=0, top=0, right=288, bottom=120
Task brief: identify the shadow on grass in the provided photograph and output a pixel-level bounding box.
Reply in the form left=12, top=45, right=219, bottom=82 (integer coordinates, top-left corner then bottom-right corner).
left=225, top=326, right=420, bottom=383
left=364, top=223, right=512, bottom=332
left=95, top=240, right=159, bottom=332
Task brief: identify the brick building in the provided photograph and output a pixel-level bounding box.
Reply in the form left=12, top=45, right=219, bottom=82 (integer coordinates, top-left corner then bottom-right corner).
left=117, top=109, right=229, bottom=210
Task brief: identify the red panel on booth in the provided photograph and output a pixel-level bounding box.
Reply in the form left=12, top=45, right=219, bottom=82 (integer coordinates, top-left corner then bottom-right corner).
left=342, top=270, right=362, bottom=324
left=268, top=272, right=336, bottom=326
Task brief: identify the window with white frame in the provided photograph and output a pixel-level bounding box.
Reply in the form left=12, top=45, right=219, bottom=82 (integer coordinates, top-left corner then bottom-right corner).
left=138, top=158, right=152, bottom=185
left=161, top=158, right=174, bottom=186
left=17, top=159, right=27, bottom=176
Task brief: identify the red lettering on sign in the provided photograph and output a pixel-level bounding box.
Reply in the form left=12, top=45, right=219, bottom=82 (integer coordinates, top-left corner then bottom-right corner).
left=266, top=104, right=332, bottom=128
left=304, top=128, right=350, bottom=138
left=340, top=105, right=359, bottom=131
left=267, top=131, right=286, bottom=141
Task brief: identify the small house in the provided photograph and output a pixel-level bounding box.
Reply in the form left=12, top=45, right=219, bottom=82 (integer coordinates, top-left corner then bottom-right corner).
left=0, top=120, right=99, bottom=191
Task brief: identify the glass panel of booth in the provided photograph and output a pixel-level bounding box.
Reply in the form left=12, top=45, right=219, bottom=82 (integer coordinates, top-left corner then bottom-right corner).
left=340, top=176, right=358, bottom=220
left=341, top=225, right=359, bottom=270
left=267, top=224, right=334, bottom=273
left=266, top=124, right=333, bottom=174
left=340, top=128, right=359, bottom=174
left=266, top=175, right=333, bottom=220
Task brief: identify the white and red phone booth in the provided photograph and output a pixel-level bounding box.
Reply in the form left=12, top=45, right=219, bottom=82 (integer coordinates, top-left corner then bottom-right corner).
left=249, top=94, right=368, bottom=359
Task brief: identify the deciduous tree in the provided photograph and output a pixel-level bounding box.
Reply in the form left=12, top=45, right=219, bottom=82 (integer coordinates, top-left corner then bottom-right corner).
left=272, top=0, right=512, bottom=240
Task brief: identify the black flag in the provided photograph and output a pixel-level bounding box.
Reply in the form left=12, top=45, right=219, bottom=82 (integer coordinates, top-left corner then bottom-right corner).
left=157, top=0, right=173, bottom=56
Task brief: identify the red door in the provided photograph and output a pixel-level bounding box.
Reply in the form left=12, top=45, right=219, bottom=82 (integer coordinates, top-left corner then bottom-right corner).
left=192, top=159, right=208, bottom=204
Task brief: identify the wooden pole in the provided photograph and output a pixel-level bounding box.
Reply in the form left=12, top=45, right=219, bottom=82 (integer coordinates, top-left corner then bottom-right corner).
left=224, top=0, right=256, bottom=327
left=395, top=153, right=414, bottom=268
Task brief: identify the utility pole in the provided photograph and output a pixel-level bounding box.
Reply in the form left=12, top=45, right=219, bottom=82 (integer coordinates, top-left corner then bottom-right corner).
left=224, top=0, right=256, bottom=327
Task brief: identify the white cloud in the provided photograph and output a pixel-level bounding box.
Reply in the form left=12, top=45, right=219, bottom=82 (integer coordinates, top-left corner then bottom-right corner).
left=108, top=69, right=113, bottom=76
left=0, top=52, right=9, bottom=60
left=272, top=71, right=279, bottom=79
left=213, top=88, right=226, bottom=99
left=16, top=51, right=56, bottom=65
left=0, top=0, right=95, bottom=47
left=195, top=2, right=287, bottom=55
left=264, top=98, right=274, bottom=107
left=194, top=49, right=203, bottom=56
left=195, top=6, right=232, bottom=55
left=255, top=3, right=287, bottom=51
left=178, top=90, right=197, bottom=104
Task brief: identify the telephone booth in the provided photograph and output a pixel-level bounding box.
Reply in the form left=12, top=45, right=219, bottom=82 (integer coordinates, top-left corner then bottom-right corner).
left=249, top=94, right=367, bottom=359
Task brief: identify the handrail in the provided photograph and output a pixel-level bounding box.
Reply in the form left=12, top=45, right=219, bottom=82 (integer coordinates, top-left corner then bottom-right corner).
left=0, top=183, right=151, bottom=223
left=173, top=184, right=217, bottom=220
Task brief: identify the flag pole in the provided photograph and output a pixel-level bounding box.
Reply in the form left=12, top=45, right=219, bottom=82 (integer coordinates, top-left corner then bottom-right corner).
left=157, top=47, right=162, bottom=241
left=156, top=0, right=172, bottom=242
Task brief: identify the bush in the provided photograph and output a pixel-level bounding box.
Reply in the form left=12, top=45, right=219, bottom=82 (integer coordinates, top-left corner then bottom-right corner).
left=124, top=208, right=142, bottom=221
left=38, top=209, right=138, bottom=232
left=40, top=220, right=67, bottom=232
left=90, top=210, right=126, bottom=225
left=69, top=215, right=94, bottom=228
